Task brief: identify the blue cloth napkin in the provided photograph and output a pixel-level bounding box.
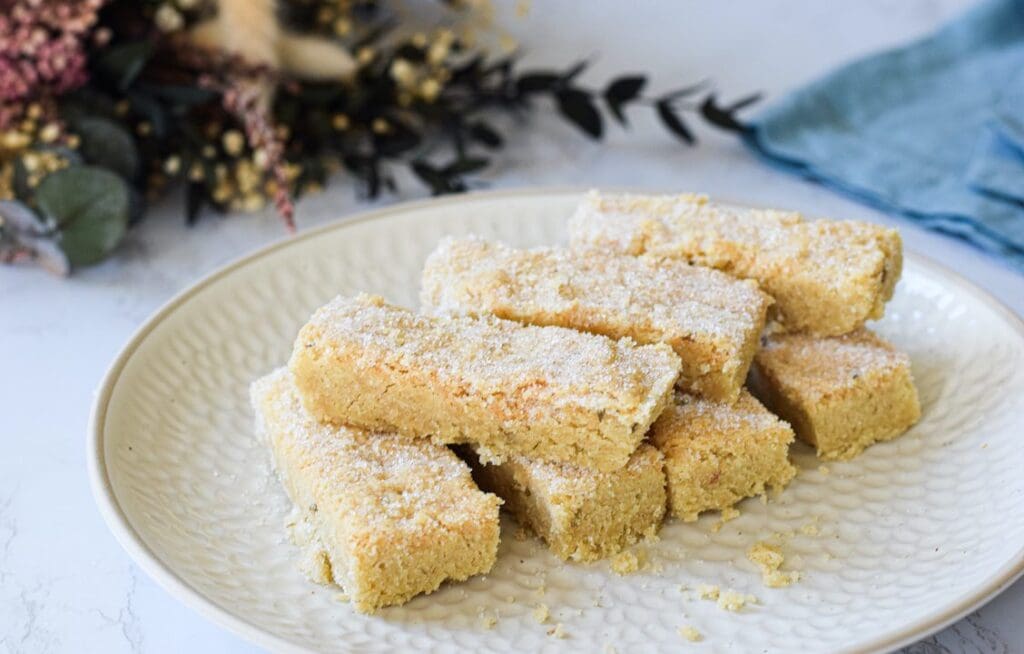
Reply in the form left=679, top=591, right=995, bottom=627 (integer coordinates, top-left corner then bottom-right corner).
left=744, top=0, right=1024, bottom=271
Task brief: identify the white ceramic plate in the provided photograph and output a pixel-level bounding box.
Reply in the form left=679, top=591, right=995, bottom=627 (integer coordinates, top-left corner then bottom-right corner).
left=90, top=189, right=1024, bottom=654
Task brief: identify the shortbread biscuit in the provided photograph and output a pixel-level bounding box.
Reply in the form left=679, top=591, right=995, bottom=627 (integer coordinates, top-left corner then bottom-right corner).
left=651, top=391, right=796, bottom=521
left=289, top=294, right=681, bottom=471
left=749, top=328, right=921, bottom=460
left=462, top=444, right=666, bottom=562
left=421, top=236, right=769, bottom=402
left=251, top=368, right=501, bottom=613
left=568, top=190, right=902, bottom=336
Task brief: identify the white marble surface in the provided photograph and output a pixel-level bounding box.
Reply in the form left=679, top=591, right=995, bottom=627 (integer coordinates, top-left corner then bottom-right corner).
left=2, top=1, right=1022, bottom=652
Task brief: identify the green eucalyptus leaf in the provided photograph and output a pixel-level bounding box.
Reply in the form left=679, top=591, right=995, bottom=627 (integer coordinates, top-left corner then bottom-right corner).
left=35, top=166, right=130, bottom=267
left=603, top=75, right=647, bottom=126
left=410, top=160, right=449, bottom=195
left=516, top=71, right=561, bottom=95
left=442, top=156, right=489, bottom=176
left=97, top=41, right=154, bottom=91
left=71, top=116, right=140, bottom=180
left=657, top=99, right=695, bottom=144
left=468, top=121, right=503, bottom=148
left=699, top=93, right=761, bottom=132
left=127, top=91, right=168, bottom=138
left=555, top=88, right=603, bottom=139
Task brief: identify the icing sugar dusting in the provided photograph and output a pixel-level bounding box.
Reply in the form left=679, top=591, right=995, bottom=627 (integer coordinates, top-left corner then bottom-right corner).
left=305, top=293, right=681, bottom=413
left=421, top=235, right=771, bottom=346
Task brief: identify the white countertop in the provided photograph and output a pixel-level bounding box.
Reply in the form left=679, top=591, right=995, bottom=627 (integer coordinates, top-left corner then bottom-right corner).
left=3, top=1, right=1022, bottom=652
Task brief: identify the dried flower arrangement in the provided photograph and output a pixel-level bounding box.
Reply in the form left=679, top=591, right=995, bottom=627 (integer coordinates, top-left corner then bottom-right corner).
left=0, top=0, right=756, bottom=275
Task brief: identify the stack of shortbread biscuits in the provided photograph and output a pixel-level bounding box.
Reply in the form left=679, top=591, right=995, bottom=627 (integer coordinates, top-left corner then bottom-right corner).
left=251, top=190, right=921, bottom=614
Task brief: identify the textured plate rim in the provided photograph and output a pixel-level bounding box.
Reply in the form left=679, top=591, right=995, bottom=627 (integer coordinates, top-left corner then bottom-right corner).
left=87, top=187, right=1024, bottom=654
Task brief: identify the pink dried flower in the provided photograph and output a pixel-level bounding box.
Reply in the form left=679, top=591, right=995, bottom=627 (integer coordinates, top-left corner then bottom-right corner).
left=220, top=80, right=295, bottom=231
left=185, top=43, right=296, bottom=231
left=0, top=0, right=105, bottom=125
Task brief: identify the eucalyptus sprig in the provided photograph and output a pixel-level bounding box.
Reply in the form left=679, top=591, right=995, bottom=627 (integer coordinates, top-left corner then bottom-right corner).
left=274, top=47, right=760, bottom=198
left=513, top=63, right=760, bottom=144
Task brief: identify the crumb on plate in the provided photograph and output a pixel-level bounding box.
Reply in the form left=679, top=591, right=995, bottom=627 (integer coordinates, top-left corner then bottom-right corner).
left=748, top=541, right=800, bottom=588
left=678, top=625, right=703, bottom=642
left=611, top=547, right=647, bottom=575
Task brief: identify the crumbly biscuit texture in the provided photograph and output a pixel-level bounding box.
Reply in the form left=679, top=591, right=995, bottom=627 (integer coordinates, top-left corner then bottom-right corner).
left=289, top=293, right=681, bottom=472
left=749, top=328, right=921, bottom=460
left=251, top=368, right=501, bottom=613
left=568, top=190, right=902, bottom=336
left=421, top=236, right=770, bottom=402
left=650, top=390, right=796, bottom=521
left=464, top=444, right=666, bottom=562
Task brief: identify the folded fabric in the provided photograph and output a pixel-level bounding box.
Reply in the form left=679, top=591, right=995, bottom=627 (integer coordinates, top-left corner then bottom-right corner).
left=745, top=0, right=1024, bottom=271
